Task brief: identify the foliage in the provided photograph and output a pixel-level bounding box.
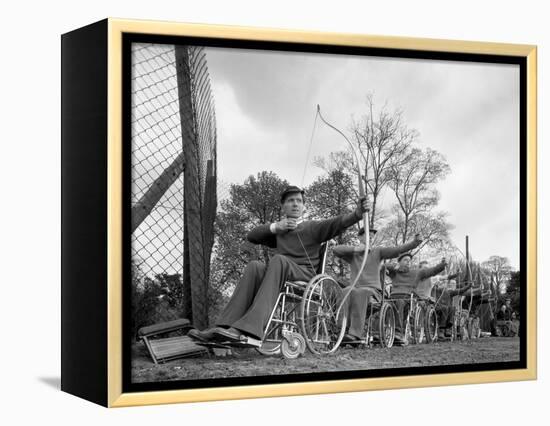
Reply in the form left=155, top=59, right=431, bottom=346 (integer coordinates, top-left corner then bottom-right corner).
left=377, top=210, right=454, bottom=259
left=131, top=261, right=182, bottom=340
left=305, top=169, right=359, bottom=279
left=504, top=270, right=521, bottom=314
left=225, top=171, right=290, bottom=224
left=481, top=255, right=512, bottom=295
left=206, top=171, right=290, bottom=323
left=305, top=169, right=356, bottom=219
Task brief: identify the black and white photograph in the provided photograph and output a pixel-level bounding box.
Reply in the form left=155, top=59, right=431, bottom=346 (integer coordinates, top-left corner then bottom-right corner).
left=128, top=38, right=524, bottom=386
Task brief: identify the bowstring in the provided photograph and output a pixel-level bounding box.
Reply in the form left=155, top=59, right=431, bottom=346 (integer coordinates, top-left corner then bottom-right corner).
left=295, top=108, right=321, bottom=276
left=300, top=109, right=319, bottom=188
left=296, top=228, right=317, bottom=276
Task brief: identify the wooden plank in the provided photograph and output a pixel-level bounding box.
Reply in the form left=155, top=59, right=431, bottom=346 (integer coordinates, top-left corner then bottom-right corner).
left=150, top=336, right=190, bottom=344
left=150, top=336, right=192, bottom=344
left=152, top=340, right=200, bottom=351
left=156, top=349, right=203, bottom=358
left=148, top=335, right=208, bottom=361
left=142, top=337, right=158, bottom=364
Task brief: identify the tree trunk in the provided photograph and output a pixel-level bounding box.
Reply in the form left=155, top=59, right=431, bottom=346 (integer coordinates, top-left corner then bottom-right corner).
left=402, top=214, right=409, bottom=244
left=370, top=195, right=377, bottom=228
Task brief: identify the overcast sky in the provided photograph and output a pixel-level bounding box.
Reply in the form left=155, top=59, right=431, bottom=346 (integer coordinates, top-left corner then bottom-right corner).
left=203, top=46, right=520, bottom=268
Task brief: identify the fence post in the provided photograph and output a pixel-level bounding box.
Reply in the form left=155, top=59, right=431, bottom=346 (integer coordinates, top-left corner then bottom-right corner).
left=176, top=45, right=209, bottom=329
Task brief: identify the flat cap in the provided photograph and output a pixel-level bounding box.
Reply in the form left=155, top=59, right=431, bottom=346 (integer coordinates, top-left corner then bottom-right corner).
left=280, top=185, right=304, bottom=203
left=398, top=252, right=413, bottom=262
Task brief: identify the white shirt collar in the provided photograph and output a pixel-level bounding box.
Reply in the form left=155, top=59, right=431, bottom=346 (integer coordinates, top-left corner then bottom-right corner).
left=286, top=215, right=304, bottom=225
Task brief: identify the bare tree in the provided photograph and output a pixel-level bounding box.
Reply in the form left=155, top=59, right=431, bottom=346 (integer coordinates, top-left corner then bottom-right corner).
left=387, top=147, right=451, bottom=243
left=378, top=209, right=454, bottom=259
left=349, top=95, right=418, bottom=227
left=482, top=255, right=512, bottom=295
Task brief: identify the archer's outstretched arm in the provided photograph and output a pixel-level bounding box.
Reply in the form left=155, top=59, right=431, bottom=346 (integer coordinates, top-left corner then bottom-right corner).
left=448, top=282, right=473, bottom=298
left=417, top=260, right=447, bottom=280
left=379, top=234, right=423, bottom=259
left=333, top=245, right=361, bottom=263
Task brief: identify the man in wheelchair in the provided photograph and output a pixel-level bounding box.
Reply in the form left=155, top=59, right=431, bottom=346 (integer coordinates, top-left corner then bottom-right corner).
left=188, top=185, right=369, bottom=347
left=432, top=277, right=472, bottom=339
left=387, top=253, right=447, bottom=343
left=332, top=228, right=423, bottom=345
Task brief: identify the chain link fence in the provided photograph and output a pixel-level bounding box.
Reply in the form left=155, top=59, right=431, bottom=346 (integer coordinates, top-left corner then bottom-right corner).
left=131, top=43, right=217, bottom=330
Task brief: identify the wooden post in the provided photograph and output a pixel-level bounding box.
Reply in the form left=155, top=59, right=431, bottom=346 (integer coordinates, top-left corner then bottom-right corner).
left=202, top=159, right=217, bottom=286
left=465, top=235, right=470, bottom=283
left=176, top=45, right=208, bottom=329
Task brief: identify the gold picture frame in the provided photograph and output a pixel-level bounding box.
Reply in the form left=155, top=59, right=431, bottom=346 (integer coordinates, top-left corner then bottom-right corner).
left=61, top=17, right=537, bottom=407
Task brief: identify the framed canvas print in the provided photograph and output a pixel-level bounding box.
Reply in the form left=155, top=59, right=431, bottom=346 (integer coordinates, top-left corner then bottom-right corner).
left=61, top=18, right=537, bottom=407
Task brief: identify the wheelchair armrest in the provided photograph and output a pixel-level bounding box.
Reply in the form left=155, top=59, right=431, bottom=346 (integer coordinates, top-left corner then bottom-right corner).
left=285, top=281, right=309, bottom=292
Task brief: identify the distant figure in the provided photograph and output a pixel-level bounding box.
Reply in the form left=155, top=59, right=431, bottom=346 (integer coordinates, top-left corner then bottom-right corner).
left=432, top=276, right=472, bottom=339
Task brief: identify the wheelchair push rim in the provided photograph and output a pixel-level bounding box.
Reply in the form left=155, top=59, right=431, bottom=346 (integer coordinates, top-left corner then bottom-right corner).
left=300, top=274, right=347, bottom=355
left=424, top=305, right=438, bottom=343
left=379, top=302, right=396, bottom=348
left=412, top=304, right=425, bottom=344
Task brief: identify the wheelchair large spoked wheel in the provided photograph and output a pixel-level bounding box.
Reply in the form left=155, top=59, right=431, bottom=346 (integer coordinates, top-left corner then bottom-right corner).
left=424, top=305, right=438, bottom=343
left=300, top=274, right=347, bottom=355
left=379, top=302, right=396, bottom=348
left=450, top=310, right=459, bottom=342
left=412, top=304, right=425, bottom=344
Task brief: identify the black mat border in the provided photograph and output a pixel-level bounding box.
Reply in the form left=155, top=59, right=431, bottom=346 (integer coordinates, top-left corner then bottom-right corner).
left=122, top=32, right=528, bottom=394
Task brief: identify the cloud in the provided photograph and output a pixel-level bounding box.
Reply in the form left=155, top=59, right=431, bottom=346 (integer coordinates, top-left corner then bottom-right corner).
left=204, top=46, right=521, bottom=267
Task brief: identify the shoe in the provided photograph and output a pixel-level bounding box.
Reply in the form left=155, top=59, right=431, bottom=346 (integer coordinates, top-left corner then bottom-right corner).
left=342, top=333, right=362, bottom=344
left=211, top=327, right=246, bottom=343
left=187, top=328, right=216, bottom=342
left=394, top=333, right=407, bottom=344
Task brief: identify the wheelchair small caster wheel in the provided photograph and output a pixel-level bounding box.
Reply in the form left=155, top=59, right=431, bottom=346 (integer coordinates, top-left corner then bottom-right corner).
left=281, top=332, right=305, bottom=359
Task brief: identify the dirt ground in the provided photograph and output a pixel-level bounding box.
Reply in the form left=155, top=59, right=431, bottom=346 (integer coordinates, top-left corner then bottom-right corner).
left=131, top=337, right=520, bottom=383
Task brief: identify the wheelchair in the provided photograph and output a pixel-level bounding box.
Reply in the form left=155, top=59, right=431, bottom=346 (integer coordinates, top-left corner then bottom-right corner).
left=449, top=287, right=484, bottom=341
left=417, top=296, right=439, bottom=344
left=450, top=296, right=470, bottom=341
left=362, top=290, right=425, bottom=348
left=257, top=241, right=347, bottom=359
left=360, top=264, right=447, bottom=347
left=388, top=291, right=427, bottom=345
left=363, top=286, right=397, bottom=348
left=360, top=272, right=425, bottom=348
left=433, top=295, right=476, bottom=342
